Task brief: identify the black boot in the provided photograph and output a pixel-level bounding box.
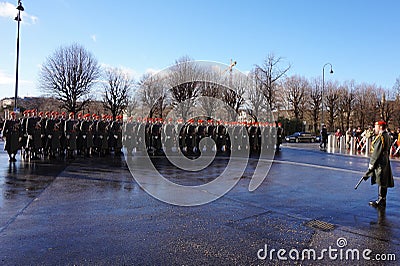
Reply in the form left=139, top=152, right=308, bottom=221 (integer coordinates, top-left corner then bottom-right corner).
left=369, top=186, right=387, bottom=208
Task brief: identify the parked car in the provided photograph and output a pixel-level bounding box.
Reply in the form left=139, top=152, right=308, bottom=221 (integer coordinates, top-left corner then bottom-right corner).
left=285, top=132, right=317, bottom=143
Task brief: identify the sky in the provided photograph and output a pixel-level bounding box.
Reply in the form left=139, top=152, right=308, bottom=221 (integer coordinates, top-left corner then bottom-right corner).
left=0, top=0, right=400, bottom=101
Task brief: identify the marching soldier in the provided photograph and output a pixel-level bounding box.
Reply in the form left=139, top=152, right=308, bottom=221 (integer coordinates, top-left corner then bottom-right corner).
left=110, top=115, right=123, bottom=155
left=215, top=121, right=226, bottom=154
left=185, top=119, right=196, bottom=155
left=76, top=113, right=84, bottom=155
left=44, top=112, right=57, bottom=157
left=150, top=118, right=162, bottom=155
left=40, top=111, right=50, bottom=154
left=195, top=120, right=206, bottom=154
left=248, top=122, right=259, bottom=155
left=20, top=110, right=30, bottom=158
left=136, top=117, right=146, bottom=152
left=363, top=120, right=395, bottom=208
left=2, top=112, right=21, bottom=162
left=65, top=112, right=78, bottom=159
left=80, top=113, right=94, bottom=157
left=123, top=117, right=135, bottom=155
left=49, top=117, right=62, bottom=158
left=205, top=120, right=216, bottom=154
left=96, top=114, right=109, bottom=157
left=58, top=112, right=67, bottom=156
left=26, top=110, right=42, bottom=160
left=162, top=118, right=175, bottom=153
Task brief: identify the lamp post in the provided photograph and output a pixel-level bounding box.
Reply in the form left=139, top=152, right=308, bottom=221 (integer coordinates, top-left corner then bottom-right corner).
left=14, top=0, right=24, bottom=111
left=321, top=62, right=333, bottom=128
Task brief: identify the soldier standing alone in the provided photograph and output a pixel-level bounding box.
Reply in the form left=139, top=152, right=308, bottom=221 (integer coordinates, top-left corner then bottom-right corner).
left=363, top=120, right=394, bottom=208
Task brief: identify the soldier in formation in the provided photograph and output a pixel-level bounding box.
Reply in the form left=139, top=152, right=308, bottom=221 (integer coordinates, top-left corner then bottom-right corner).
left=2, top=110, right=127, bottom=161
left=122, top=118, right=277, bottom=158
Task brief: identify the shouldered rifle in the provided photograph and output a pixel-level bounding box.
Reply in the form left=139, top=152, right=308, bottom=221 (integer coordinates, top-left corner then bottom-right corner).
left=354, top=168, right=374, bottom=189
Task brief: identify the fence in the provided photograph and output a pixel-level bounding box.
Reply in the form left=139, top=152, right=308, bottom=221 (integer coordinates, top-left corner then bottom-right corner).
left=327, top=135, right=372, bottom=157
left=327, top=135, right=400, bottom=158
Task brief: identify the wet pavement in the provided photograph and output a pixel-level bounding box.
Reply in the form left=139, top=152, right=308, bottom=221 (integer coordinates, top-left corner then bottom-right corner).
left=0, top=140, right=399, bottom=265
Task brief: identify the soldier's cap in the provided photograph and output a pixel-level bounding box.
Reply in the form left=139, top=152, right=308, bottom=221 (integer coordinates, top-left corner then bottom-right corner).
left=102, top=114, right=108, bottom=119
left=61, top=111, right=66, bottom=115
left=92, top=114, right=97, bottom=118
left=45, top=111, right=50, bottom=115
left=375, top=120, right=387, bottom=126
left=77, top=113, right=83, bottom=117
left=84, top=113, right=91, bottom=118
left=39, top=111, right=44, bottom=116
left=10, top=111, right=16, bottom=115
left=69, top=112, right=74, bottom=116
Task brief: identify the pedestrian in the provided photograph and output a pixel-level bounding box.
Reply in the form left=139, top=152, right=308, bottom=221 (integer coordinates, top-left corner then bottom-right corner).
left=335, top=128, right=342, bottom=148
left=345, top=128, right=352, bottom=149
left=319, top=124, right=328, bottom=150
left=363, top=120, right=394, bottom=208
left=275, top=122, right=283, bottom=151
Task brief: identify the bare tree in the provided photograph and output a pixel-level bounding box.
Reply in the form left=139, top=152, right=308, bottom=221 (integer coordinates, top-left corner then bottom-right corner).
left=39, top=43, right=100, bottom=113
left=247, top=69, right=268, bottom=121
left=337, top=80, right=356, bottom=131
left=308, top=78, right=322, bottom=133
left=138, top=72, right=168, bottom=118
left=197, top=69, right=223, bottom=118
left=377, top=89, right=395, bottom=124
left=168, top=56, right=201, bottom=120
left=102, top=67, right=134, bottom=119
left=222, top=73, right=247, bottom=121
left=324, top=81, right=340, bottom=130
left=282, top=75, right=308, bottom=121
left=353, top=83, right=379, bottom=128
left=254, top=54, right=291, bottom=111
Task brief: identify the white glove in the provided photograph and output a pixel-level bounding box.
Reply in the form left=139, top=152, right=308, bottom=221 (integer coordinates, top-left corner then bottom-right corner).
left=83, top=135, right=86, bottom=139
left=48, top=135, right=52, bottom=139
left=368, top=164, right=374, bottom=170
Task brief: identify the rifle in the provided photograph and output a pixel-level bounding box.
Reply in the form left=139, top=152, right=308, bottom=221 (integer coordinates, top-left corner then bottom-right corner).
left=354, top=168, right=374, bottom=190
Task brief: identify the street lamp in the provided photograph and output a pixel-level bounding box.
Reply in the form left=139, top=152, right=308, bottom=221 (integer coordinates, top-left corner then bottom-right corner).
left=14, top=0, right=24, bottom=111
left=321, top=62, right=333, bottom=128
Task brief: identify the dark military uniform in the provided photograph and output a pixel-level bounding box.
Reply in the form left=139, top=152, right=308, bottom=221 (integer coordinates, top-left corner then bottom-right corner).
left=367, top=127, right=394, bottom=207
left=110, top=118, right=123, bottom=155
left=3, top=115, right=21, bottom=161
left=80, top=117, right=93, bottom=157
left=27, top=114, right=42, bottom=160
left=123, top=120, right=135, bottom=155
left=185, top=122, right=196, bottom=155
left=65, top=116, right=78, bottom=159
left=96, top=119, right=109, bottom=156
left=162, top=122, right=175, bottom=153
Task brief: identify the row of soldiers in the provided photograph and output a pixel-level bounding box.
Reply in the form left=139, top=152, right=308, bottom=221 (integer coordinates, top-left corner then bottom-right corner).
left=2, top=110, right=123, bottom=162
left=123, top=118, right=280, bottom=157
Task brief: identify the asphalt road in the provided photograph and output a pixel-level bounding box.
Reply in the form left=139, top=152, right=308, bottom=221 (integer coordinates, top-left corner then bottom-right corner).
left=0, top=141, right=399, bottom=265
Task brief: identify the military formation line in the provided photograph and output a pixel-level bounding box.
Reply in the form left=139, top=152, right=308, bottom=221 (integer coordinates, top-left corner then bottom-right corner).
left=2, top=110, right=282, bottom=162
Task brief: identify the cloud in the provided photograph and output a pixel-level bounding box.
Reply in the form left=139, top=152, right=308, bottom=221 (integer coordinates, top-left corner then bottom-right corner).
left=91, top=34, right=97, bottom=42
left=0, top=2, right=38, bottom=25
left=0, top=68, right=13, bottom=85
left=100, top=63, right=142, bottom=81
